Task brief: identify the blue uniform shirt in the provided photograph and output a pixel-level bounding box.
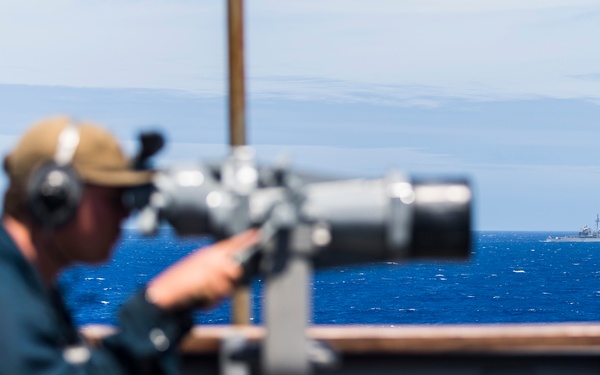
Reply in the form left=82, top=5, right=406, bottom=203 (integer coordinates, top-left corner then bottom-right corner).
left=0, top=224, right=193, bottom=375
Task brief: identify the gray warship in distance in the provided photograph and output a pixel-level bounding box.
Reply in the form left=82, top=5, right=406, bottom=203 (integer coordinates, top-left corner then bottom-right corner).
left=543, top=214, right=600, bottom=242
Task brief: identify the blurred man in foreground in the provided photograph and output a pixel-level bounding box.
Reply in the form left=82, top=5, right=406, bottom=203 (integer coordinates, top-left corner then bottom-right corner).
left=0, top=117, right=258, bottom=374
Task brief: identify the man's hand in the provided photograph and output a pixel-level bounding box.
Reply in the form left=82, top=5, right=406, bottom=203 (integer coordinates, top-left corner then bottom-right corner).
left=145, top=229, right=260, bottom=311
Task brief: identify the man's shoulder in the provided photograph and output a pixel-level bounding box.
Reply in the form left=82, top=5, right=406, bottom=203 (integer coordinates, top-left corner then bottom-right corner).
left=0, top=234, right=51, bottom=321
left=0, top=259, right=60, bottom=341
left=0, top=255, right=38, bottom=304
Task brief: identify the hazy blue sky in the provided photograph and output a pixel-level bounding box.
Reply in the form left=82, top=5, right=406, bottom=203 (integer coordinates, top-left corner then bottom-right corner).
left=1, top=0, right=600, bottom=231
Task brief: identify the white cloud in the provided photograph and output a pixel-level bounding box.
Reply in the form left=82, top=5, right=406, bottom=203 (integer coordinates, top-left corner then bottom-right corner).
left=1, top=1, right=600, bottom=104
left=247, top=1, right=600, bottom=103
left=0, top=1, right=225, bottom=91
left=251, top=0, right=600, bottom=14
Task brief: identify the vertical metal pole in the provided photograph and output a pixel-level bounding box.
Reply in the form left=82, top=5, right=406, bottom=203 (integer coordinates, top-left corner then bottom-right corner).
left=228, top=0, right=251, bottom=325
left=228, top=0, right=246, bottom=147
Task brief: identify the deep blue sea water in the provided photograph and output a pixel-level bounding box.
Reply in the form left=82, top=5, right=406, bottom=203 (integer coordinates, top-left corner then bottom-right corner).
left=59, top=229, right=600, bottom=327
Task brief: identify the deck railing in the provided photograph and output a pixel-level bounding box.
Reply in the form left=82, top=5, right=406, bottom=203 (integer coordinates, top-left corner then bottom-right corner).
left=82, top=323, right=600, bottom=374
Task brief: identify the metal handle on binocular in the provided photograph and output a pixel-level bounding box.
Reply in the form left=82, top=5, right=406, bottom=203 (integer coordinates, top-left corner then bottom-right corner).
left=224, top=231, right=327, bottom=375
left=229, top=167, right=337, bottom=375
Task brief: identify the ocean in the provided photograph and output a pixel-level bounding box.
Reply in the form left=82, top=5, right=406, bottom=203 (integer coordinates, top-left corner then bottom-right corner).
left=59, top=229, right=600, bottom=327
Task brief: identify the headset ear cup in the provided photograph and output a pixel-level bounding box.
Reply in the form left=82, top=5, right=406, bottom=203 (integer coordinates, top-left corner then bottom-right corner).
left=27, top=162, right=83, bottom=228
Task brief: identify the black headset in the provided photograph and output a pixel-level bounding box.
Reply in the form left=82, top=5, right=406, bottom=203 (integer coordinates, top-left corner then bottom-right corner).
left=27, top=123, right=83, bottom=228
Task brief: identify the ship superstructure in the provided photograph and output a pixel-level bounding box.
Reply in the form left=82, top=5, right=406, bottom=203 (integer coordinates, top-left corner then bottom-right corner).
left=544, top=214, right=600, bottom=242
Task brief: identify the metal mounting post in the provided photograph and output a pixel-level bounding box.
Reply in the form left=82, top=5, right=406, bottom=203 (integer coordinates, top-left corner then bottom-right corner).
left=262, top=225, right=314, bottom=375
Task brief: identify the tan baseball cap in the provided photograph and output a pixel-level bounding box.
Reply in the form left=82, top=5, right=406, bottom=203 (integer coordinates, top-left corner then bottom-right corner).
left=4, top=116, right=153, bottom=187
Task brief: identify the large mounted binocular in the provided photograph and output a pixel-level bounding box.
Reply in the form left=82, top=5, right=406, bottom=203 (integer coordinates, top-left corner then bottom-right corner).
left=125, top=133, right=472, bottom=269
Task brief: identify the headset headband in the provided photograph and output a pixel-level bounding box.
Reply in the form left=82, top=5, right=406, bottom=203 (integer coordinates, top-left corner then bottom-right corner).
left=54, top=123, right=80, bottom=166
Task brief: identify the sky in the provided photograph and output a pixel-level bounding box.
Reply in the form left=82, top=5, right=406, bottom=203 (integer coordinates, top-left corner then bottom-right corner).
left=1, top=0, right=600, bottom=231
